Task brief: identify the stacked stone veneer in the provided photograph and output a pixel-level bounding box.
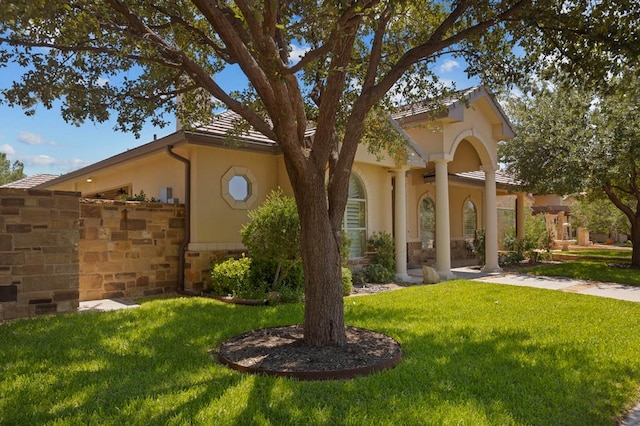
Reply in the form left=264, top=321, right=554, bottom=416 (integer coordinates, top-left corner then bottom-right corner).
left=0, top=188, right=80, bottom=321
left=79, top=199, right=184, bottom=301
left=184, top=248, right=246, bottom=292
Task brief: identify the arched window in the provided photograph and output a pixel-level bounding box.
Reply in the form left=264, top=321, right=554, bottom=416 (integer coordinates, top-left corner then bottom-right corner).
left=420, top=197, right=435, bottom=249
left=463, top=200, right=477, bottom=240
left=344, top=174, right=367, bottom=258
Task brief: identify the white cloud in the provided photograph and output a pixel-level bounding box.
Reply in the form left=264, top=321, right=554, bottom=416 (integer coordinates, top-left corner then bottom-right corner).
left=96, top=77, right=109, bottom=87
left=289, top=43, right=311, bottom=64
left=29, top=155, right=57, bottom=165
left=439, top=59, right=460, bottom=73
left=1, top=144, right=15, bottom=155
left=17, top=132, right=55, bottom=146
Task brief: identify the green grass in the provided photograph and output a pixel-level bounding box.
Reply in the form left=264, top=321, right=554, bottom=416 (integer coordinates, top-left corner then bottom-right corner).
left=561, top=249, right=632, bottom=259
left=527, top=260, right=640, bottom=287
left=2, top=283, right=640, bottom=425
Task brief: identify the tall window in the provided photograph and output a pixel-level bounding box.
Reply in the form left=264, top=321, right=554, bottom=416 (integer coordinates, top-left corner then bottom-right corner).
left=463, top=200, right=477, bottom=240
left=420, top=197, right=436, bottom=248
left=344, top=174, right=367, bottom=258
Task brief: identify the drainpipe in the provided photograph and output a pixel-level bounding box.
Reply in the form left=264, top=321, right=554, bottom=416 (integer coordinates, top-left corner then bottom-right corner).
left=166, top=145, right=190, bottom=292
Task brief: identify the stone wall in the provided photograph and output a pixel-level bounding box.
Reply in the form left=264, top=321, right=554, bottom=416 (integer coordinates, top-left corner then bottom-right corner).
left=78, top=199, right=185, bottom=301
left=184, top=248, right=246, bottom=292
left=0, top=188, right=80, bottom=321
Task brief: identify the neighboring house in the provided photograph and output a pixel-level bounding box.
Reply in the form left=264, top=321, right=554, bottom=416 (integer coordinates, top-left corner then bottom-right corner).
left=531, top=194, right=575, bottom=241
left=36, top=86, right=527, bottom=289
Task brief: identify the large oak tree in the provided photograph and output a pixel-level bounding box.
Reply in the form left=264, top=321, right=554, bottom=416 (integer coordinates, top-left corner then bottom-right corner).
left=2, top=0, right=639, bottom=346
left=500, top=74, right=640, bottom=268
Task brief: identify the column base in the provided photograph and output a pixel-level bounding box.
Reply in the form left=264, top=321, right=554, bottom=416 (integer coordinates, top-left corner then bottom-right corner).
left=438, top=270, right=457, bottom=281
left=395, top=272, right=412, bottom=283
left=481, top=265, right=503, bottom=274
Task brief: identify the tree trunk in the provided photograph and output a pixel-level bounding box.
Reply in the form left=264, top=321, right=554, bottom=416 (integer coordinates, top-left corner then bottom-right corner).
left=631, top=217, right=640, bottom=268
left=296, top=178, right=346, bottom=347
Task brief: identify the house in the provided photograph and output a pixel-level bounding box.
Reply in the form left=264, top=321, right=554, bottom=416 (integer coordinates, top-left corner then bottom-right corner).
left=36, top=86, right=527, bottom=290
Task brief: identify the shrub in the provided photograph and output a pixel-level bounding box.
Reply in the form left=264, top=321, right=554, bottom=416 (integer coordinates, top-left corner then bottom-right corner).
left=241, top=189, right=300, bottom=287
left=209, top=256, right=253, bottom=297
left=365, top=263, right=395, bottom=284
left=341, top=267, right=353, bottom=296
left=474, top=229, right=486, bottom=266
left=367, top=232, right=395, bottom=271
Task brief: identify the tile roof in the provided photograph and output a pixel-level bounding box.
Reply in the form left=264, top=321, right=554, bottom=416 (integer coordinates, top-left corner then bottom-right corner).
left=1, top=174, right=59, bottom=189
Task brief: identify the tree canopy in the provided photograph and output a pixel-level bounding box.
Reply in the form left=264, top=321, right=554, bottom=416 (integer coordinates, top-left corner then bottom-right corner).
left=500, top=73, right=640, bottom=266
left=0, top=153, right=25, bottom=185
left=2, top=0, right=640, bottom=344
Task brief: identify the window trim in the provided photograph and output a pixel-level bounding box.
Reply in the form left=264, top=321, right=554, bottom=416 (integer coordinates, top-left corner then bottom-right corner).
left=221, top=166, right=258, bottom=209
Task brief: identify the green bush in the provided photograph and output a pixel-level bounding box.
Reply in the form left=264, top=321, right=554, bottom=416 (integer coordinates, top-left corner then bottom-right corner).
left=250, top=258, right=304, bottom=303
left=364, top=263, right=395, bottom=284
left=341, top=267, right=353, bottom=296
left=367, top=232, right=395, bottom=271
left=351, top=270, right=367, bottom=286
left=209, top=256, right=253, bottom=297
left=241, top=189, right=300, bottom=287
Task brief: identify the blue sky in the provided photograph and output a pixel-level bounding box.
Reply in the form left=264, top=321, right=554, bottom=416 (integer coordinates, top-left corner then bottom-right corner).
left=0, top=56, right=475, bottom=177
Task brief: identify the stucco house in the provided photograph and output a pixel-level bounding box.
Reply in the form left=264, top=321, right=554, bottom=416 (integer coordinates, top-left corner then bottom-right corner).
left=36, top=86, right=527, bottom=290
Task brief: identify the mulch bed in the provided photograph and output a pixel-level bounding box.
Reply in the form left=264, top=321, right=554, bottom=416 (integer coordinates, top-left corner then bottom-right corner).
left=217, top=325, right=402, bottom=380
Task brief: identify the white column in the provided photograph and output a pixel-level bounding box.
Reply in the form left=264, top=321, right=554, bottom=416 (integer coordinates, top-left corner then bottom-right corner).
left=434, top=159, right=455, bottom=280
left=483, top=167, right=502, bottom=272
left=394, top=166, right=410, bottom=281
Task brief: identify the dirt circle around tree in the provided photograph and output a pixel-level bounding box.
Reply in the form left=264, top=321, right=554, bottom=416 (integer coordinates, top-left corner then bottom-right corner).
left=217, top=325, right=402, bottom=380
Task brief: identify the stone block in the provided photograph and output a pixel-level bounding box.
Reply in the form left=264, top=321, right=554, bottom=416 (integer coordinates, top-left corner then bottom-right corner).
left=35, top=303, right=58, bottom=315
left=55, top=196, right=79, bottom=211
left=81, top=204, right=102, bottom=218
left=6, top=224, right=32, bottom=233
left=111, top=231, right=128, bottom=241
left=422, top=266, right=440, bottom=284
left=29, top=298, right=52, bottom=304
left=21, top=208, right=51, bottom=223
left=136, top=276, right=149, bottom=287
left=0, top=234, right=12, bottom=251
left=13, top=232, right=59, bottom=248
left=1, top=207, right=20, bottom=216
left=12, top=264, right=45, bottom=275
left=53, top=290, right=79, bottom=301
left=1, top=198, right=25, bottom=207
left=104, top=282, right=126, bottom=291
left=120, top=219, right=146, bottom=231
left=169, top=218, right=185, bottom=229
left=22, top=275, right=74, bottom=293
left=0, top=252, right=25, bottom=266
left=0, top=285, right=18, bottom=302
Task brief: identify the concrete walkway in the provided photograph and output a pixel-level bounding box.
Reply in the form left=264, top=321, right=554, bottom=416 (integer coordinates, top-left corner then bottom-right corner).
left=78, top=298, right=140, bottom=312
left=408, top=266, right=640, bottom=303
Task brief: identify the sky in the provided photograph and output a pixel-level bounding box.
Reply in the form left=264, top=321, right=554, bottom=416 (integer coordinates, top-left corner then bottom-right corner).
left=0, top=56, right=476, bottom=178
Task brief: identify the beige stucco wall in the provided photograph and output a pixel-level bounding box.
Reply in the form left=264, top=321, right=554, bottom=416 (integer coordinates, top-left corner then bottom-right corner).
left=51, top=151, right=187, bottom=203
left=189, top=146, right=281, bottom=249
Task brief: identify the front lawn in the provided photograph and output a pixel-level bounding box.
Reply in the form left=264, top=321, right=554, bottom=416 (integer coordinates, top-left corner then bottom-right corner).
left=1, top=282, right=640, bottom=425
left=527, top=260, right=640, bottom=287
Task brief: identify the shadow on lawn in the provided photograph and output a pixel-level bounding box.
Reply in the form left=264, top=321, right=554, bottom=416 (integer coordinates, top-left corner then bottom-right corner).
left=1, top=287, right=638, bottom=424
left=0, top=297, right=302, bottom=424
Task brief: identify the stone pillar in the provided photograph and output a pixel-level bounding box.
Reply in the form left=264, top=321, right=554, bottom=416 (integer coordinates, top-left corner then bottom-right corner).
left=516, top=192, right=526, bottom=241
left=394, top=166, right=410, bottom=281
left=434, top=158, right=455, bottom=280
left=483, top=167, right=502, bottom=272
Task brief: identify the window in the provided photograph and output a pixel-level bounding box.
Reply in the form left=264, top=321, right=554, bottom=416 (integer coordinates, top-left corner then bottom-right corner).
left=344, top=174, right=367, bottom=258
left=228, top=175, right=250, bottom=201
left=420, top=197, right=435, bottom=248
left=221, top=166, right=258, bottom=209
left=463, top=200, right=477, bottom=240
